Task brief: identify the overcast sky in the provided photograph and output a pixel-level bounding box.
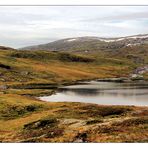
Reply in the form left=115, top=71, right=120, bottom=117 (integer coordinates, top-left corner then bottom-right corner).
left=0, top=6, right=148, bottom=48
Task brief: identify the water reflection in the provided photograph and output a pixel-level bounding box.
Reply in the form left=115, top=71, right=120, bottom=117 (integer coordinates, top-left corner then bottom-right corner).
left=39, top=81, right=148, bottom=106
left=59, top=89, right=99, bottom=96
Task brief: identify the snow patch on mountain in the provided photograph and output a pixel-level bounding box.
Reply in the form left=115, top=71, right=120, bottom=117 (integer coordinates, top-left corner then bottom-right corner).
left=99, top=39, right=116, bottom=42
left=126, top=43, right=141, bottom=47
left=66, top=38, right=77, bottom=42
left=128, top=35, right=148, bottom=39
left=99, top=34, right=148, bottom=43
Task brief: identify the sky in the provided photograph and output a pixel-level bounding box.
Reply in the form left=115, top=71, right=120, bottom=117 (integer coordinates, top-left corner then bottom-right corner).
left=0, top=6, right=148, bottom=48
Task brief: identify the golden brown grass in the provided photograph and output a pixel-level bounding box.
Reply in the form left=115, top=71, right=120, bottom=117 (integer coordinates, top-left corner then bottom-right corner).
left=0, top=94, right=147, bottom=142
left=0, top=49, right=134, bottom=87
left=0, top=49, right=147, bottom=142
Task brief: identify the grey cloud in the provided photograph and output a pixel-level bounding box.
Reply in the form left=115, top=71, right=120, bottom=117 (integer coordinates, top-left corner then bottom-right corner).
left=80, top=11, right=148, bottom=23
left=0, top=6, right=148, bottom=48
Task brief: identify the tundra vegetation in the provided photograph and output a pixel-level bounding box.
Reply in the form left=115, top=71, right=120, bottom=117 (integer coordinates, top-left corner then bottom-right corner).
left=0, top=46, right=147, bottom=142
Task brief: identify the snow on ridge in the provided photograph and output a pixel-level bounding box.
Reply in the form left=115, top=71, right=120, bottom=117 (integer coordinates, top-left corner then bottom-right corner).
left=66, top=38, right=77, bottom=42
left=99, top=37, right=127, bottom=42
left=128, top=35, right=148, bottom=39
left=99, top=39, right=117, bottom=42
left=99, top=35, right=148, bottom=43
left=99, top=38, right=126, bottom=42
left=64, top=35, right=148, bottom=43
left=126, top=43, right=141, bottom=47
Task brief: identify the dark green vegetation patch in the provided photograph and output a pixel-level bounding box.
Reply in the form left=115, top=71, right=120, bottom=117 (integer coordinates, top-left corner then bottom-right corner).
left=0, top=103, right=43, bottom=120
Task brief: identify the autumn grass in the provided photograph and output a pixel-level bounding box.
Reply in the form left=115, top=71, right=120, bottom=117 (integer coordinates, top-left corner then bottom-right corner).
left=0, top=93, right=147, bottom=142
left=143, top=72, right=148, bottom=80
left=0, top=94, right=45, bottom=120
left=0, top=49, right=135, bottom=87
left=0, top=49, right=147, bottom=142
left=4, top=89, right=55, bottom=97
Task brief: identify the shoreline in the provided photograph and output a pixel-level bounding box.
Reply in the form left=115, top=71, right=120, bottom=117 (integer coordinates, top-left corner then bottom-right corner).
left=0, top=78, right=147, bottom=142
left=0, top=95, right=147, bottom=142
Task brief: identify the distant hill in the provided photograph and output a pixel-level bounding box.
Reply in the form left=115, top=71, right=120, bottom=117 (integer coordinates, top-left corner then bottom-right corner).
left=0, top=46, right=15, bottom=50
left=20, top=34, right=148, bottom=53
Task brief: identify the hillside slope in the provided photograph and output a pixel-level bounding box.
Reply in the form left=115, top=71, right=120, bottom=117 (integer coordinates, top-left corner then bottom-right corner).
left=21, top=34, right=148, bottom=53
left=0, top=48, right=136, bottom=88
left=0, top=45, right=147, bottom=142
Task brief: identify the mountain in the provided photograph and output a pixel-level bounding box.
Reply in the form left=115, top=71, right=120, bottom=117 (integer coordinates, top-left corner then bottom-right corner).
left=0, top=45, right=15, bottom=50
left=20, top=34, right=148, bottom=53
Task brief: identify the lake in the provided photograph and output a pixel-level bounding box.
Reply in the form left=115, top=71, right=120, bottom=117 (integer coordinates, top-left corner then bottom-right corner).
left=39, top=81, right=148, bottom=106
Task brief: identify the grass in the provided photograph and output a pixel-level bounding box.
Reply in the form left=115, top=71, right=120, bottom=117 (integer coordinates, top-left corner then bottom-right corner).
left=0, top=47, right=147, bottom=142
left=5, top=89, right=55, bottom=97
left=112, top=117, right=148, bottom=126
left=0, top=93, right=147, bottom=142
left=10, top=50, right=95, bottom=63
left=0, top=94, right=45, bottom=120
left=86, top=119, right=103, bottom=125
left=0, top=49, right=136, bottom=87
left=0, top=104, right=42, bottom=120
left=143, top=72, right=148, bottom=80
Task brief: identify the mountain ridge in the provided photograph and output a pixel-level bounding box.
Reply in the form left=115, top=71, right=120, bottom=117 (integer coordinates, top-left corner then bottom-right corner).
left=20, top=34, right=148, bottom=51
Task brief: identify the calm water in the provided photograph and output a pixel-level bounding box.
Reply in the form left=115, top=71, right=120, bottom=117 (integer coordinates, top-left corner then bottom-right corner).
left=39, top=81, right=148, bottom=106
